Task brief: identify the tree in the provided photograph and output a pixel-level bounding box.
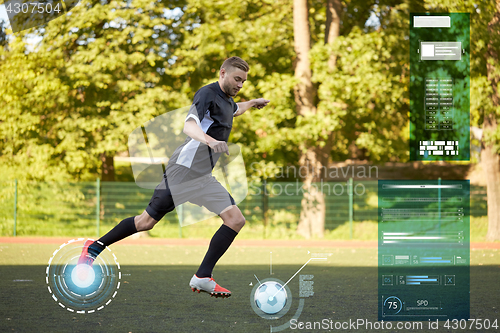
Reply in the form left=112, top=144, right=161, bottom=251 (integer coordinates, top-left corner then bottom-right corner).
left=293, top=0, right=325, bottom=238
left=483, top=0, right=500, bottom=241
left=0, top=0, right=191, bottom=181
left=167, top=0, right=414, bottom=238
left=425, top=0, right=500, bottom=241
left=165, top=0, right=299, bottom=180
left=325, top=0, right=342, bottom=68
left=0, top=0, right=437, bottom=239
left=293, top=0, right=414, bottom=238
left=0, top=19, right=8, bottom=48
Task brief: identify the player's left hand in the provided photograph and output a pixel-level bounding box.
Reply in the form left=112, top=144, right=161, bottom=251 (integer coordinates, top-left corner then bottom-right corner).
left=253, top=98, right=270, bottom=109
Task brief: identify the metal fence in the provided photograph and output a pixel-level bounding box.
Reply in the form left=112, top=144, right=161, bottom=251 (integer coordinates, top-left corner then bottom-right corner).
left=0, top=180, right=488, bottom=238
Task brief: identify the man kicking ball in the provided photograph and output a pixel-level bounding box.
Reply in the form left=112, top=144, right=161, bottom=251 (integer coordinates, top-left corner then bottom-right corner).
left=78, top=56, right=269, bottom=298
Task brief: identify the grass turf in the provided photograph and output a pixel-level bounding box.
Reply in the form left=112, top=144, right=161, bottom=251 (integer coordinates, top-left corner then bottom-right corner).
left=0, top=242, right=499, bottom=332
left=1, top=216, right=491, bottom=242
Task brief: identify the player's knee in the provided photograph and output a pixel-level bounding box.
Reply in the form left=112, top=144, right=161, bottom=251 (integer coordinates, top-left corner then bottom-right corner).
left=146, top=218, right=159, bottom=231
left=135, top=214, right=158, bottom=231
left=234, top=215, right=246, bottom=229
left=140, top=220, right=156, bottom=231
left=221, top=206, right=245, bottom=231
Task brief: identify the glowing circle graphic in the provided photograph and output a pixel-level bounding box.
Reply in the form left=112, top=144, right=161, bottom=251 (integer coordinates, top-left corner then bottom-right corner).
left=46, top=238, right=121, bottom=313
left=71, top=264, right=96, bottom=288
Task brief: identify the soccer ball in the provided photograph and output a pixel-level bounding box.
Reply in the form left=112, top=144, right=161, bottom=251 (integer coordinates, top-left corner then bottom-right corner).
left=254, top=281, right=287, bottom=314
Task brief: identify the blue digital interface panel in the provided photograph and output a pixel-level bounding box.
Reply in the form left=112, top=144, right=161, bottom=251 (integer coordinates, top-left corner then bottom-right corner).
left=378, top=180, right=470, bottom=321
left=409, top=13, right=470, bottom=161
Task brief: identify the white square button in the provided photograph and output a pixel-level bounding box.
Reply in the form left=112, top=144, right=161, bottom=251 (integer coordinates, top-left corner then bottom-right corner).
left=422, top=44, right=434, bottom=57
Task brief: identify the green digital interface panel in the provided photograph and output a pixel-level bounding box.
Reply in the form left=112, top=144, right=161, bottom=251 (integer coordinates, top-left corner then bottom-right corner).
left=409, top=13, right=470, bottom=161
left=378, top=180, right=470, bottom=321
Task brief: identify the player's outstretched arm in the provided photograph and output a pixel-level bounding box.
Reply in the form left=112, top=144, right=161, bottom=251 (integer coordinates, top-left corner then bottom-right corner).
left=235, top=98, right=270, bottom=117
left=183, top=119, right=229, bottom=155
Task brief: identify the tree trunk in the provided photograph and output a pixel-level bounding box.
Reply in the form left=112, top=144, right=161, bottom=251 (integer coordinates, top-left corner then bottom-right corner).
left=483, top=0, right=500, bottom=241
left=293, top=0, right=315, bottom=115
left=482, top=116, right=500, bottom=241
left=325, top=0, right=341, bottom=69
left=293, top=0, right=324, bottom=238
left=100, top=153, right=115, bottom=181
left=297, top=147, right=326, bottom=238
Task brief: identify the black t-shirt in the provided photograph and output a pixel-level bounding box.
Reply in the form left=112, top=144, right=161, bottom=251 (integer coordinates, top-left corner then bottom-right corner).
left=165, top=82, right=238, bottom=183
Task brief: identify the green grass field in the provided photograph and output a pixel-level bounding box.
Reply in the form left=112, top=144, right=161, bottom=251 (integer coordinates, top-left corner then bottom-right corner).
left=0, top=241, right=499, bottom=332
left=1, top=215, right=492, bottom=243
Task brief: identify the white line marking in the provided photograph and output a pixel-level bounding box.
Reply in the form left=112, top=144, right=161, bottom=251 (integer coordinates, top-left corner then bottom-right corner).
left=254, top=274, right=262, bottom=286
left=270, top=252, right=272, bottom=275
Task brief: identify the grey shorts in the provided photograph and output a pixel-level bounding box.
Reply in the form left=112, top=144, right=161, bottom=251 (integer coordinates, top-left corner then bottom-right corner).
left=145, top=173, right=235, bottom=221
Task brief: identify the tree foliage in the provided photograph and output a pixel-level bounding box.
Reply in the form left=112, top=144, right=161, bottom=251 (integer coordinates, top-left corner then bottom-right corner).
left=0, top=0, right=496, bottom=185
left=1, top=0, right=499, bottom=238
left=0, top=0, right=423, bottom=183
left=425, top=0, right=500, bottom=241
left=0, top=0, right=191, bottom=181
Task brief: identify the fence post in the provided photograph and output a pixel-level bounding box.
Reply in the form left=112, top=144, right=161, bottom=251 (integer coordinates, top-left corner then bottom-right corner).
left=13, top=179, right=18, bottom=236
left=349, top=178, right=353, bottom=240
left=178, top=205, right=183, bottom=238
left=96, top=178, right=100, bottom=238
left=262, top=179, right=268, bottom=239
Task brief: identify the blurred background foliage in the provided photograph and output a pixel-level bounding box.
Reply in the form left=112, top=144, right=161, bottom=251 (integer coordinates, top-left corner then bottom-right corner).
left=0, top=0, right=497, bottom=181
left=0, top=0, right=499, bottom=239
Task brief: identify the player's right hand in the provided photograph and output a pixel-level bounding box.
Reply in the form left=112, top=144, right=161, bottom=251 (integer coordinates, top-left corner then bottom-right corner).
left=207, top=140, right=229, bottom=155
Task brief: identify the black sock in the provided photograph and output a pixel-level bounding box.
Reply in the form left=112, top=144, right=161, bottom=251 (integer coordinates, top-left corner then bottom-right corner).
left=196, top=224, right=238, bottom=278
left=89, top=216, right=137, bottom=259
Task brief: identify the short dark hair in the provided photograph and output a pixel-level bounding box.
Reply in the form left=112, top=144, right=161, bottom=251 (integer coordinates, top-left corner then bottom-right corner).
left=220, top=56, right=249, bottom=73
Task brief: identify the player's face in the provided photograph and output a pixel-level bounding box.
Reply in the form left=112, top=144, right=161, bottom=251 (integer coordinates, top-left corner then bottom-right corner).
left=220, top=67, right=247, bottom=97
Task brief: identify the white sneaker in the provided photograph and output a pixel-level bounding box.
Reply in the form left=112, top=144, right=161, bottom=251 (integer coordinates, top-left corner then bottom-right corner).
left=189, top=274, right=231, bottom=298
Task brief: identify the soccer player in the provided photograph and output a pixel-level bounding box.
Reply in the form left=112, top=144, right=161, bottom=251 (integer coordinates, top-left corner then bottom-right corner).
left=78, top=56, right=270, bottom=298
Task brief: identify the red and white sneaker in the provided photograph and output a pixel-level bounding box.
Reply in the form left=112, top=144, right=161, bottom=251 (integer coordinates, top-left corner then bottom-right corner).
left=77, top=239, right=95, bottom=266
left=189, top=274, right=231, bottom=298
